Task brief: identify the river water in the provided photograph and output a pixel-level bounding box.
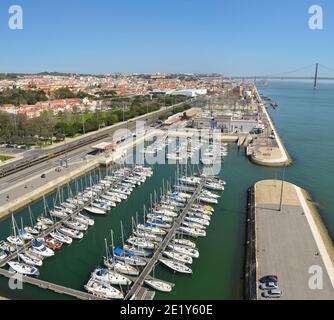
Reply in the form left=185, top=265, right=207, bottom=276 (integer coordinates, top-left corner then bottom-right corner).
left=0, top=80, right=333, bottom=300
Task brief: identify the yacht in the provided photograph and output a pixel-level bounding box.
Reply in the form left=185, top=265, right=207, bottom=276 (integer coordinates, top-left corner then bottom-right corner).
left=92, top=202, right=110, bottom=212
left=144, top=279, right=172, bottom=293
left=178, top=226, right=206, bottom=238
left=43, top=236, right=63, bottom=251
left=37, top=217, right=54, bottom=226
left=152, top=209, right=178, bottom=218
left=104, top=258, right=139, bottom=276
left=50, top=210, right=68, bottom=219
left=50, top=231, right=73, bottom=245
left=127, top=237, right=155, bottom=250
left=7, top=236, right=24, bottom=246
left=63, top=220, right=88, bottom=232
left=172, top=238, right=197, bottom=249
left=113, top=248, right=147, bottom=267
left=205, top=182, right=225, bottom=191
left=58, top=227, right=84, bottom=240
left=61, top=202, right=77, bottom=210
left=18, top=229, right=34, bottom=241
left=24, top=226, right=39, bottom=236
left=85, top=278, right=124, bottom=300
left=188, top=211, right=211, bottom=221
left=158, top=258, right=192, bottom=274
left=72, top=214, right=94, bottom=226
left=182, top=220, right=206, bottom=230
left=137, top=224, right=167, bottom=236
left=146, top=220, right=172, bottom=230
left=185, top=216, right=210, bottom=227
left=0, top=241, right=16, bottom=253
left=31, top=239, right=55, bottom=257
left=35, top=222, right=49, bottom=232
left=168, top=244, right=199, bottom=258
left=91, top=267, right=132, bottom=286
left=123, top=244, right=152, bottom=257
left=18, top=253, right=43, bottom=267
left=199, top=196, right=218, bottom=204
left=7, top=261, right=40, bottom=277
left=84, top=206, right=106, bottom=215
left=133, top=231, right=163, bottom=243
left=147, top=214, right=173, bottom=223
left=163, top=251, right=193, bottom=265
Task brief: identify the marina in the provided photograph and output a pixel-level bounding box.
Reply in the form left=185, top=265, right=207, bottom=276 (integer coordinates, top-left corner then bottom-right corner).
left=0, top=82, right=333, bottom=300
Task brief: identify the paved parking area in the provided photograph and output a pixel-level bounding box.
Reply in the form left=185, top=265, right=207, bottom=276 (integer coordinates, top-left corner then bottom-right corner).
left=255, top=180, right=334, bottom=300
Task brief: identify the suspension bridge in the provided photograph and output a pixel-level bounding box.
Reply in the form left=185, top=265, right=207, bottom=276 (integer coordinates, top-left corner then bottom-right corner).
left=226, top=63, right=334, bottom=89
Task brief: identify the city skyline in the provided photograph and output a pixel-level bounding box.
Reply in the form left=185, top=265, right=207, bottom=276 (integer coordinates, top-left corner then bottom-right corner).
left=0, top=0, right=333, bottom=75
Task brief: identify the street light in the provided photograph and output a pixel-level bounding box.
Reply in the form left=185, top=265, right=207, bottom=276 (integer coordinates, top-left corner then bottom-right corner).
left=279, top=166, right=286, bottom=212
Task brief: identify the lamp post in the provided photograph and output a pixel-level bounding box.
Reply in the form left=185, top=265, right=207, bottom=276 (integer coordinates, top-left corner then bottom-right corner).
left=279, top=166, right=286, bottom=212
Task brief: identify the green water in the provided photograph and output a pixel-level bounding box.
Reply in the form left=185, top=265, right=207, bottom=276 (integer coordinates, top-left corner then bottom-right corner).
left=0, top=80, right=333, bottom=300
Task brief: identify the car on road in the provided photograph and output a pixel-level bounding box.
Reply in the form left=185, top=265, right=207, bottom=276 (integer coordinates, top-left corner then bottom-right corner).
left=259, top=275, right=278, bottom=283
left=260, top=282, right=278, bottom=290
left=261, top=289, right=282, bottom=299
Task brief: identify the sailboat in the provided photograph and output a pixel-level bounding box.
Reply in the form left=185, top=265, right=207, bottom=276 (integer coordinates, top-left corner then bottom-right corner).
left=58, top=226, right=84, bottom=240
left=172, top=238, right=197, bottom=249
left=24, top=206, right=39, bottom=236
left=7, top=261, right=40, bottom=277
left=158, top=258, right=192, bottom=274
left=84, top=206, right=106, bottom=215
left=113, top=248, right=147, bottom=267
left=163, top=251, right=193, bottom=265
left=50, top=231, right=73, bottom=245
left=73, top=213, right=94, bottom=226
left=91, top=267, right=132, bottom=286
left=18, top=252, right=43, bottom=267
left=145, top=279, right=173, bottom=293
left=7, top=215, right=24, bottom=246
left=104, top=236, right=139, bottom=276
left=84, top=278, right=124, bottom=300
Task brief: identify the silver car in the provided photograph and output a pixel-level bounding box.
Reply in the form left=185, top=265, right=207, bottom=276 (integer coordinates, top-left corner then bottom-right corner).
left=260, top=282, right=278, bottom=290
left=261, top=289, right=282, bottom=299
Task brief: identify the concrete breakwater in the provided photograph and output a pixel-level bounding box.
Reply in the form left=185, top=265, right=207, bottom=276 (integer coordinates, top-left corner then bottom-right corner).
left=249, top=87, right=292, bottom=167
left=246, top=180, right=334, bottom=300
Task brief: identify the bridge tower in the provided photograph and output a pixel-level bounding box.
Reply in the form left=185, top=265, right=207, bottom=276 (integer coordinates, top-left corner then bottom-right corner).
left=314, top=62, right=319, bottom=89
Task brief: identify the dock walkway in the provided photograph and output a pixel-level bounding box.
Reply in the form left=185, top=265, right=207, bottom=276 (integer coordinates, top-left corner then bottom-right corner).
left=125, top=178, right=206, bottom=300
left=0, top=268, right=105, bottom=300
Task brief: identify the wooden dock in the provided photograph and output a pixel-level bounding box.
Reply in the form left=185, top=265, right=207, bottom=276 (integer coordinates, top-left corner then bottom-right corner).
left=124, top=178, right=206, bottom=300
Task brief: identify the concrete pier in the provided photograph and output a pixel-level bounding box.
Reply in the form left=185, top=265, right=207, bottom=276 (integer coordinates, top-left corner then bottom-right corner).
left=249, top=88, right=292, bottom=167
left=252, top=180, right=334, bottom=300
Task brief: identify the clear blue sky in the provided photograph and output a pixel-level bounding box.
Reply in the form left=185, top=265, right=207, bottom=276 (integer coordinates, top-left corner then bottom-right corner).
left=0, top=0, right=333, bottom=75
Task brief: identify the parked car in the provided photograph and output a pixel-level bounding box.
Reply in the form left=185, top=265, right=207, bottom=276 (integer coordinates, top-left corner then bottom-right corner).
left=260, top=275, right=278, bottom=283
left=260, top=282, right=278, bottom=290
left=261, top=289, right=282, bottom=299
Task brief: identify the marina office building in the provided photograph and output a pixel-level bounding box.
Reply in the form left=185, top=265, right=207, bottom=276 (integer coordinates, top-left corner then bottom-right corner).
left=192, top=113, right=259, bottom=133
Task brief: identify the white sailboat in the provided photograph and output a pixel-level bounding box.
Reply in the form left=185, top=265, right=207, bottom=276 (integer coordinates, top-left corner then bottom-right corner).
left=50, top=231, right=73, bottom=245
left=85, top=278, right=124, bottom=300
left=163, top=251, right=193, bottom=265
left=18, top=252, right=43, bottom=267
left=84, top=206, right=106, bottom=215
left=145, top=279, right=173, bottom=293
left=7, top=261, right=40, bottom=277
left=58, top=227, right=84, bottom=240
left=91, top=267, right=132, bottom=286
left=158, top=258, right=192, bottom=274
